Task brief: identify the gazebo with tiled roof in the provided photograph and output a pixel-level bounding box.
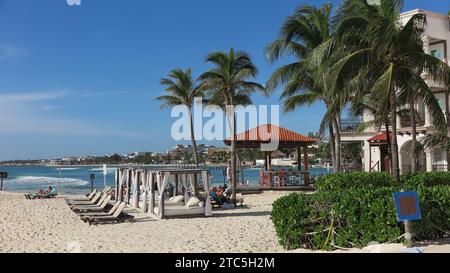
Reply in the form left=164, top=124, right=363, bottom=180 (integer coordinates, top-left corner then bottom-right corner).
left=224, top=124, right=317, bottom=187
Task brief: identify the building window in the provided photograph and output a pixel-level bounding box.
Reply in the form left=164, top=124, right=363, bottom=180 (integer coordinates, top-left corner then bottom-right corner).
left=437, top=97, right=445, bottom=111
left=431, top=49, right=442, bottom=59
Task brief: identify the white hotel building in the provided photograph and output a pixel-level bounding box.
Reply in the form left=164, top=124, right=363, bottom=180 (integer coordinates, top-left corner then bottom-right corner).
left=341, top=9, right=450, bottom=174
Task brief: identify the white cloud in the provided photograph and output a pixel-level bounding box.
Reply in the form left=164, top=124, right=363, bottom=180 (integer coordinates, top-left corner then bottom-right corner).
left=0, top=46, right=28, bottom=61
left=0, top=91, right=141, bottom=138
left=66, top=0, right=81, bottom=6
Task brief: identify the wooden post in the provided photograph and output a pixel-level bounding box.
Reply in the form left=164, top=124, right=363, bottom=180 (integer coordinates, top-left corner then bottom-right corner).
left=297, top=146, right=301, bottom=171
left=304, top=146, right=309, bottom=185
left=142, top=171, right=148, bottom=213
left=126, top=169, right=132, bottom=204
left=150, top=172, right=155, bottom=215
left=115, top=169, right=119, bottom=201
left=160, top=174, right=165, bottom=219
left=174, top=174, right=179, bottom=197
left=264, top=152, right=268, bottom=171
left=134, top=170, right=140, bottom=208
left=118, top=169, right=123, bottom=202
left=400, top=189, right=413, bottom=247
left=268, top=152, right=273, bottom=188
left=193, top=173, right=199, bottom=196
left=404, top=220, right=413, bottom=247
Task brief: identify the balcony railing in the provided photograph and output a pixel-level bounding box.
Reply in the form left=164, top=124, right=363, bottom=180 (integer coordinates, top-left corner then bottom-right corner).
left=432, top=164, right=448, bottom=172
left=340, top=117, right=363, bottom=133
left=259, top=170, right=310, bottom=188
left=400, top=112, right=425, bottom=128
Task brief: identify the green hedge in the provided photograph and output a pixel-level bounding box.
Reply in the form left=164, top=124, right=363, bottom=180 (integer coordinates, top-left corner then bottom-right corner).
left=271, top=172, right=450, bottom=250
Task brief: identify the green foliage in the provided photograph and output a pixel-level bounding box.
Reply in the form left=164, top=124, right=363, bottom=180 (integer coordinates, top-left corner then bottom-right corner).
left=411, top=185, right=450, bottom=239
left=271, top=172, right=450, bottom=250
left=316, top=171, right=395, bottom=192
left=271, top=193, right=328, bottom=250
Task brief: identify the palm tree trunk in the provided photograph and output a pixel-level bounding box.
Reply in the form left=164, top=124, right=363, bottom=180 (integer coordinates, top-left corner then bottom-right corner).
left=189, top=108, right=199, bottom=168
left=329, top=125, right=336, bottom=173
left=410, top=98, right=417, bottom=173
left=385, top=119, right=392, bottom=173
left=230, top=112, right=237, bottom=204
left=332, top=116, right=342, bottom=172
left=226, top=98, right=237, bottom=204
left=389, top=86, right=400, bottom=182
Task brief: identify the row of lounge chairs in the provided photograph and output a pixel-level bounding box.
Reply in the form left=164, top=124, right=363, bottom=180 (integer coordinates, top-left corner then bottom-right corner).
left=66, top=187, right=134, bottom=225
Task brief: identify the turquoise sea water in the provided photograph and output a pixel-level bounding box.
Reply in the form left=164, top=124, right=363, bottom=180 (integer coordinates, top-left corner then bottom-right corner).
left=0, top=166, right=330, bottom=194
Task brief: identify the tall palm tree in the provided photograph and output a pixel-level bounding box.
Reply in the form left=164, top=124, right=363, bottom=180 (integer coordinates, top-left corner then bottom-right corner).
left=199, top=48, right=265, bottom=202
left=266, top=3, right=345, bottom=172
left=156, top=68, right=203, bottom=168
left=330, top=0, right=449, bottom=181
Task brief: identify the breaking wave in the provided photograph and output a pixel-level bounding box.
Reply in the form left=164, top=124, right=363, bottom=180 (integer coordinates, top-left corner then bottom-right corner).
left=6, top=176, right=89, bottom=187
left=90, top=167, right=117, bottom=173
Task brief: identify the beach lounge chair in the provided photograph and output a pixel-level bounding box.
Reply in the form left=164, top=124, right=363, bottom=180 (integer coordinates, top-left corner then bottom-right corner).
left=25, top=188, right=58, bottom=200
left=66, top=189, right=98, bottom=204
left=72, top=195, right=112, bottom=213
left=67, top=186, right=110, bottom=203
left=78, top=200, right=121, bottom=218
left=82, top=202, right=134, bottom=225
left=210, top=195, right=224, bottom=208
left=67, top=191, right=102, bottom=206
left=69, top=192, right=105, bottom=209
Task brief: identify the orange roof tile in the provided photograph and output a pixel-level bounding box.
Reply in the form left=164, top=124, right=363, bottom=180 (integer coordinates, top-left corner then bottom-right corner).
left=368, top=133, right=392, bottom=142
left=225, top=124, right=317, bottom=143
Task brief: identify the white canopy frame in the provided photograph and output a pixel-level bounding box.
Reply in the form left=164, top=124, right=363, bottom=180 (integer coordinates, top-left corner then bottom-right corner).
left=115, top=168, right=211, bottom=219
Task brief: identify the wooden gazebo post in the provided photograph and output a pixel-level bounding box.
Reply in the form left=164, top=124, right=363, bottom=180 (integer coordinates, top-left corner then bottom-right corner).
left=264, top=151, right=268, bottom=171
left=296, top=145, right=302, bottom=171
left=303, top=146, right=309, bottom=185
left=268, top=151, right=273, bottom=187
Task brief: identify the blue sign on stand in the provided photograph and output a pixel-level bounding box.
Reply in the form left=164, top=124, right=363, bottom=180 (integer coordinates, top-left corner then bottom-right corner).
left=393, top=191, right=421, bottom=222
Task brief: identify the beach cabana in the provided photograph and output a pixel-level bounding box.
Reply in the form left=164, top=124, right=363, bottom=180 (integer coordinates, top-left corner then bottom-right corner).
left=224, top=124, right=317, bottom=189
left=115, top=168, right=212, bottom=219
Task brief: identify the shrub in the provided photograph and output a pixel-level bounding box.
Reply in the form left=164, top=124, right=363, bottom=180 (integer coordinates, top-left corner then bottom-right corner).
left=271, top=172, right=450, bottom=250
left=316, top=172, right=395, bottom=192
left=403, top=172, right=450, bottom=187
left=271, top=193, right=329, bottom=250
left=410, top=185, right=450, bottom=239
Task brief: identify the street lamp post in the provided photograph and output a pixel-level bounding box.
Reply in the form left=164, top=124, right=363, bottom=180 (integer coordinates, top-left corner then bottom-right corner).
left=90, top=173, right=96, bottom=193
left=0, top=172, right=8, bottom=191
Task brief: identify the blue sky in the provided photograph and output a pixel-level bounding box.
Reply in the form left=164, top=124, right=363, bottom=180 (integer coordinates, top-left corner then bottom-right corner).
left=0, top=0, right=448, bottom=160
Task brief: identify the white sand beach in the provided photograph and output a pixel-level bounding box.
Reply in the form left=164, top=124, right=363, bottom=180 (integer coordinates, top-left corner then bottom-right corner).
left=0, top=190, right=448, bottom=253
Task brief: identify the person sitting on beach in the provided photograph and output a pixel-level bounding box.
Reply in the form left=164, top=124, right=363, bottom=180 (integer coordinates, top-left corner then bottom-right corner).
left=216, top=186, right=225, bottom=196
left=37, top=186, right=52, bottom=195
left=209, top=187, right=218, bottom=198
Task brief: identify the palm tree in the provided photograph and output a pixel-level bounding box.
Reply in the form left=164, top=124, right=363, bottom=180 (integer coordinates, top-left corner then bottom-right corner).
left=199, top=48, right=265, bottom=202
left=266, top=3, right=345, bottom=172
left=156, top=68, right=204, bottom=168
left=330, top=0, right=449, bottom=181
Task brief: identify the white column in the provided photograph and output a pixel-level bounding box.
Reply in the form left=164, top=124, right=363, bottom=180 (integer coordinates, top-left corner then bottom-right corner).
left=424, top=106, right=431, bottom=126
left=399, top=148, right=403, bottom=175
left=363, top=141, right=371, bottom=172
left=425, top=148, right=433, bottom=172
left=422, top=36, right=431, bottom=55
left=443, top=151, right=449, bottom=171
